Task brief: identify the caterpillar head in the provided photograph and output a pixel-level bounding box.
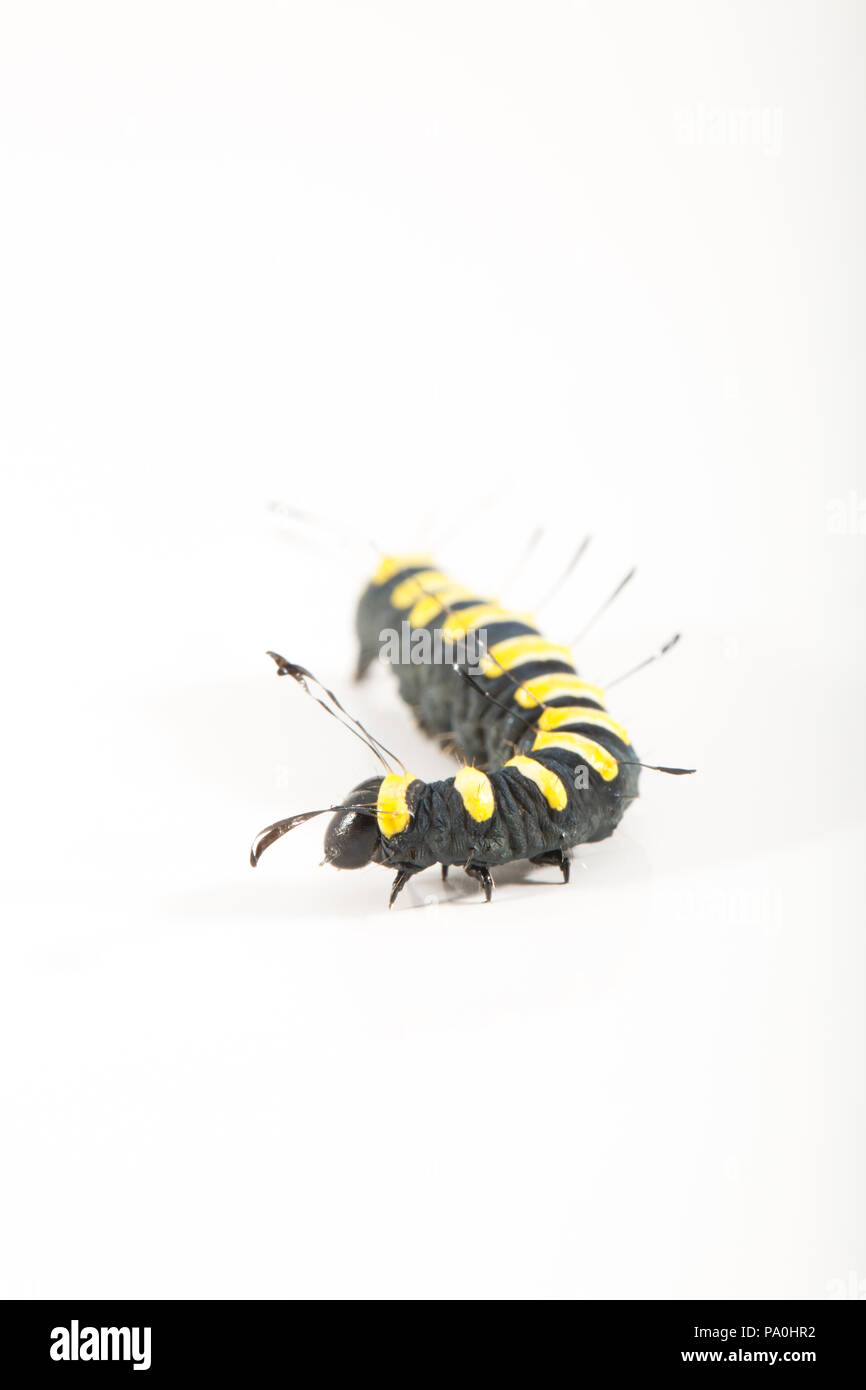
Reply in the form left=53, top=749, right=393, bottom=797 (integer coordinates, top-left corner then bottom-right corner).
left=323, top=777, right=385, bottom=870
left=250, top=655, right=423, bottom=874
left=250, top=775, right=385, bottom=872
left=324, top=772, right=421, bottom=870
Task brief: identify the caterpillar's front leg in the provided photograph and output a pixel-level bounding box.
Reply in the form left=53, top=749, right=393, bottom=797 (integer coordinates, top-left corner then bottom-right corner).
left=388, top=865, right=423, bottom=909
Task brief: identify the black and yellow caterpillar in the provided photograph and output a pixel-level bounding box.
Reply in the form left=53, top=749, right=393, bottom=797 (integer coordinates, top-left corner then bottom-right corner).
left=250, top=552, right=691, bottom=907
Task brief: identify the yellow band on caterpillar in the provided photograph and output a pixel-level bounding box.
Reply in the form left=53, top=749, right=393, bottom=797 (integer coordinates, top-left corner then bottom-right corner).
left=453, top=766, right=496, bottom=822
left=372, top=554, right=433, bottom=586
left=504, top=755, right=569, bottom=811
left=513, top=674, right=606, bottom=710
left=390, top=570, right=452, bottom=609
left=531, top=731, right=620, bottom=781
left=439, top=604, right=510, bottom=639
left=376, top=773, right=416, bottom=837
left=408, top=587, right=474, bottom=627
left=480, top=634, right=574, bottom=677
left=537, top=705, right=629, bottom=745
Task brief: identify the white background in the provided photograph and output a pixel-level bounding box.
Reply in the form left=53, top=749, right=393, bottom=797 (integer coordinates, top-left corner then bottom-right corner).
left=2, top=1, right=864, bottom=1299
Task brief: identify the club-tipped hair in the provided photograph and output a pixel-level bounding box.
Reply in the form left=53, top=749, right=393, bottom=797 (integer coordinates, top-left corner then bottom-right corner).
left=266, top=652, right=406, bottom=774
left=250, top=800, right=378, bottom=867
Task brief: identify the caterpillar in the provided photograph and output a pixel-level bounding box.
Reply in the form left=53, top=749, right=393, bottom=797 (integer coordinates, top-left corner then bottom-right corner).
left=250, top=550, right=693, bottom=907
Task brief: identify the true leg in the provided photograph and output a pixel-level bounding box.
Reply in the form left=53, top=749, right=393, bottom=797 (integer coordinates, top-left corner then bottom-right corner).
left=464, top=861, right=494, bottom=903
left=529, top=848, right=571, bottom=883
left=388, top=865, right=423, bottom=909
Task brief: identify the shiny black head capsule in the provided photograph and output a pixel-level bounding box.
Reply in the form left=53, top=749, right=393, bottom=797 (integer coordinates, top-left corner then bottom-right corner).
left=323, top=778, right=383, bottom=869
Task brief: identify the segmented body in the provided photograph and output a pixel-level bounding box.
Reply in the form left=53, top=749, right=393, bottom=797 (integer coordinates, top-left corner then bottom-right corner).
left=353, top=555, right=640, bottom=881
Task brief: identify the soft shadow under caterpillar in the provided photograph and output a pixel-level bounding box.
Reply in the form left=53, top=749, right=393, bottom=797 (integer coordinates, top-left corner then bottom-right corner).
left=250, top=553, right=693, bottom=907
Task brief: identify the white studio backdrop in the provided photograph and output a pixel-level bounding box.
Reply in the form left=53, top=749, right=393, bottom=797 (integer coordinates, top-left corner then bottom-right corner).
left=1, top=1, right=864, bottom=1299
